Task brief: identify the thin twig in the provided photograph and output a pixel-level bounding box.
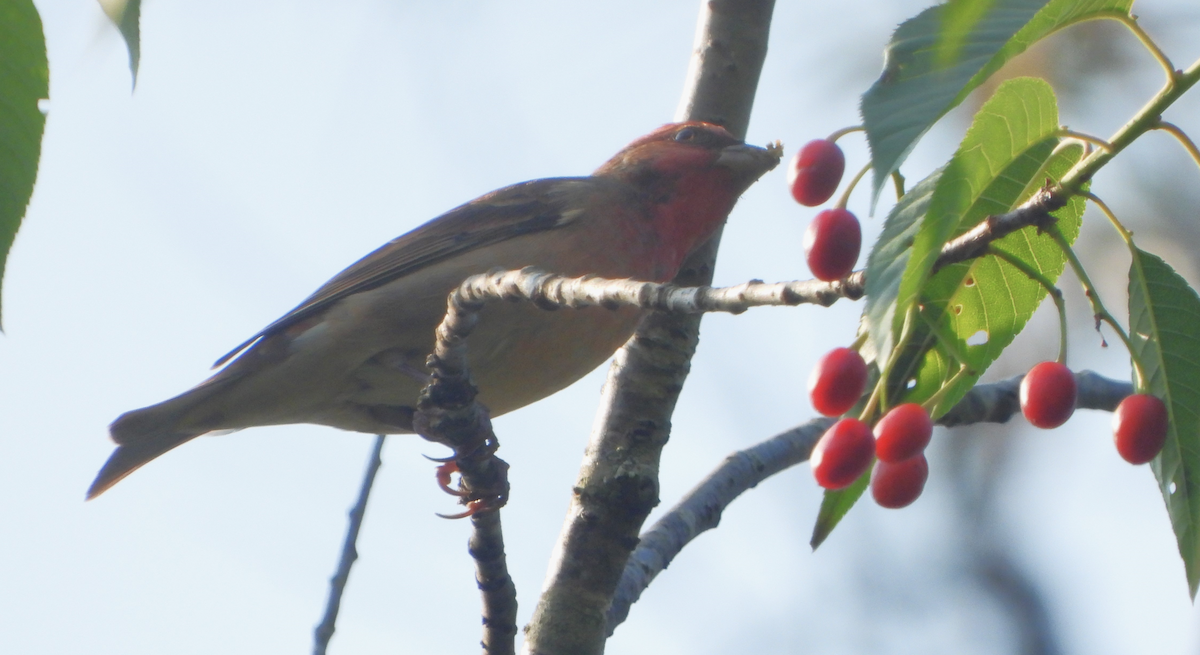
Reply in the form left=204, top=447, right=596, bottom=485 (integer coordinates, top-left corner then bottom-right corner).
left=931, top=185, right=1067, bottom=273
left=414, top=290, right=516, bottom=654
left=606, top=370, right=1133, bottom=631
left=471, top=509, right=518, bottom=655
left=313, top=434, right=387, bottom=655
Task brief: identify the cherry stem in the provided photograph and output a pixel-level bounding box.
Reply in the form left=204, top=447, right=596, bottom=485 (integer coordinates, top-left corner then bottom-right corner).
left=988, top=246, right=1068, bottom=365
left=826, top=125, right=865, bottom=143
left=1110, top=13, right=1176, bottom=83
left=891, top=171, right=906, bottom=200
left=1081, top=191, right=1134, bottom=245
left=1081, top=192, right=1159, bottom=389
left=858, top=376, right=884, bottom=426
left=920, top=364, right=973, bottom=419
left=848, top=330, right=869, bottom=352
left=1053, top=57, right=1199, bottom=199
left=1057, top=128, right=1113, bottom=152
left=877, top=304, right=920, bottom=414
left=836, top=161, right=872, bottom=210
left=1152, top=120, right=1200, bottom=172
left=1047, top=225, right=1143, bottom=384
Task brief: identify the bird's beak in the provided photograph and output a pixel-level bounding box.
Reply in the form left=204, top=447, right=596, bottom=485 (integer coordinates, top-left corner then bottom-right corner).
left=715, top=140, right=783, bottom=187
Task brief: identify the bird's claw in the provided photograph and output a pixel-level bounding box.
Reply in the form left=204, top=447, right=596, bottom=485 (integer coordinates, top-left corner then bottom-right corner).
left=435, top=496, right=505, bottom=520
left=435, top=498, right=489, bottom=519
left=435, top=461, right=468, bottom=497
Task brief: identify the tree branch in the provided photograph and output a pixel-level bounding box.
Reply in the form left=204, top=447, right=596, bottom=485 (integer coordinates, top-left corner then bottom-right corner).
left=523, top=2, right=776, bottom=653
left=605, top=370, right=1133, bottom=630
left=313, top=434, right=387, bottom=655
left=413, top=285, right=518, bottom=655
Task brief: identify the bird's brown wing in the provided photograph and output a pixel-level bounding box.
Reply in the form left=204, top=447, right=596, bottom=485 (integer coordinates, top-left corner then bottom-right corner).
left=212, top=177, right=600, bottom=368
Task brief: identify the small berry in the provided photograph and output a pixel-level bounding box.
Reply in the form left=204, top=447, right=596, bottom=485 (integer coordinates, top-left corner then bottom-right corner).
left=804, top=208, right=862, bottom=282
left=788, top=139, right=846, bottom=206
left=1020, top=361, right=1077, bottom=429
left=870, top=454, right=929, bottom=509
left=811, top=418, right=875, bottom=490
left=1113, top=394, right=1169, bottom=464
left=874, top=403, right=933, bottom=463
left=809, top=347, right=868, bottom=417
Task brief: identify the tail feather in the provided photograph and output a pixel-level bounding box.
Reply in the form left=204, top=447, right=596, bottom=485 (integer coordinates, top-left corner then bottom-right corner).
left=87, top=430, right=201, bottom=500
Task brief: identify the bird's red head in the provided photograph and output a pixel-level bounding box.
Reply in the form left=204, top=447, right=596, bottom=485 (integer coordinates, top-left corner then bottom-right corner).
left=594, top=122, right=781, bottom=278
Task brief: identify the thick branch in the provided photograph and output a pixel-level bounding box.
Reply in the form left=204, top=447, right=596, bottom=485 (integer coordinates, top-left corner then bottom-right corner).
left=605, top=370, right=1133, bottom=630
left=524, top=2, right=776, bottom=653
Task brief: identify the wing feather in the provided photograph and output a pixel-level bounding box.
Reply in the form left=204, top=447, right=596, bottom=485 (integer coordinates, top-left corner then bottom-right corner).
left=212, top=177, right=597, bottom=368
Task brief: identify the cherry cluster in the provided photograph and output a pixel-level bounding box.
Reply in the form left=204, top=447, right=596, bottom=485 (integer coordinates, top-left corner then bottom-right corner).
left=807, top=348, right=932, bottom=509
left=788, top=139, right=861, bottom=282
left=804, top=353, right=1171, bottom=509
left=1019, top=361, right=1168, bottom=464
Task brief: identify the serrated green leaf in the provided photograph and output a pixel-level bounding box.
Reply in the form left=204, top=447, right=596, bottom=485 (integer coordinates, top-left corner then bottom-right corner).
left=1128, top=248, right=1200, bottom=598
left=98, top=0, right=141, bottom=84
left=904, top=142, right=1085, bottom=415
left=861, top=169, right=943, bottom=367
left=864, top=78, right=1062, bottom=375
left=861, top=0, right=1133, bottom=203
left=0, top=0, right=49, bottom=329
left=821, top=79, right=1076, bottom=546
left=810, top=463, right=871, bottom=550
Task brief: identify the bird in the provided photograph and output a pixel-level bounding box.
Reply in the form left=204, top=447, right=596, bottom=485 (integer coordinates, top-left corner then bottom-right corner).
left=87, top=121, right=781, bottom=499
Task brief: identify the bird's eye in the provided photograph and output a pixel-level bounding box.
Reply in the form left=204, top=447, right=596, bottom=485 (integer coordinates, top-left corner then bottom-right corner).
left=674, top=127, right=697, bottom=142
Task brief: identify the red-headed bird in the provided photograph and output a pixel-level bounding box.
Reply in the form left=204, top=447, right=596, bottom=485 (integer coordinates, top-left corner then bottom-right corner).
left=88, top=122, right=781, bottom=498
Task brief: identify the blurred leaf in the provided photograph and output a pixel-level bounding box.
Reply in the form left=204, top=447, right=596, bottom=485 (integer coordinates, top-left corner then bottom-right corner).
left=810, top=464, right=870, bottom=550
left=98, top=0, right=141, bottom=84
left=1128, top=248, right=1200, bottom=598
left=936, top=0, right=998, bottom=68
left=0, top=0, right=49, bottom=329
left=861, top=0, right=1133, bottom=203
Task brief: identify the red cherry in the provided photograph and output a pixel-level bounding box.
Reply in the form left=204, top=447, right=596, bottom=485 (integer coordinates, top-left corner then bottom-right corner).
left=1019, top=361, right=1077, bottom=429
left=811, top=418, right=875, bottom=490
left=873, top=403, right=933, bottom=463
left=788, top=139, right=846, bottom=206
left=809, top=347, right=868, bottom=417
left=1113, top=394, right=1168, bottom=464
left=804, top=208, right=862, bottom=282
left=870, top=454, right=929, bottom=509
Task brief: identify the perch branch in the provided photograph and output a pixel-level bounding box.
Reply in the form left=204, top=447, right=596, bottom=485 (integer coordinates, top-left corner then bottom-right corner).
left=413, top=286, right=519, bottom=655
left=606, top=370, right=1133, bottom=630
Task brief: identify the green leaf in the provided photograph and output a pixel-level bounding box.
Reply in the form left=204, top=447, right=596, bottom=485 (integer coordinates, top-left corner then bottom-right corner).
left=1128, top=248, right=1200, bottom=598
left=810, top=463, right=871, bottom=550
left=861, top=0, right=1133, bottom=202
left=820, top=79, right=1077, bottom=546
left=905, top=141, right=1085, bottom=416
left=864, top=78, right=1062, bottom=376
left=0, top=0, right=48, bottom=329
left=860, top=169, right=942, bottom=368
left=98, top=0, right=141, bottom=84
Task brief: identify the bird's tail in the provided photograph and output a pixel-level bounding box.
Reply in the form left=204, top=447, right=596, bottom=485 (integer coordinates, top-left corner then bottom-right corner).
left=86, top=398, right=212, bottom=500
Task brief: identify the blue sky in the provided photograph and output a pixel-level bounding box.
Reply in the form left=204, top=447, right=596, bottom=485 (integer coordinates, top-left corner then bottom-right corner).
left=5, top=1, right=1200, bottom=653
